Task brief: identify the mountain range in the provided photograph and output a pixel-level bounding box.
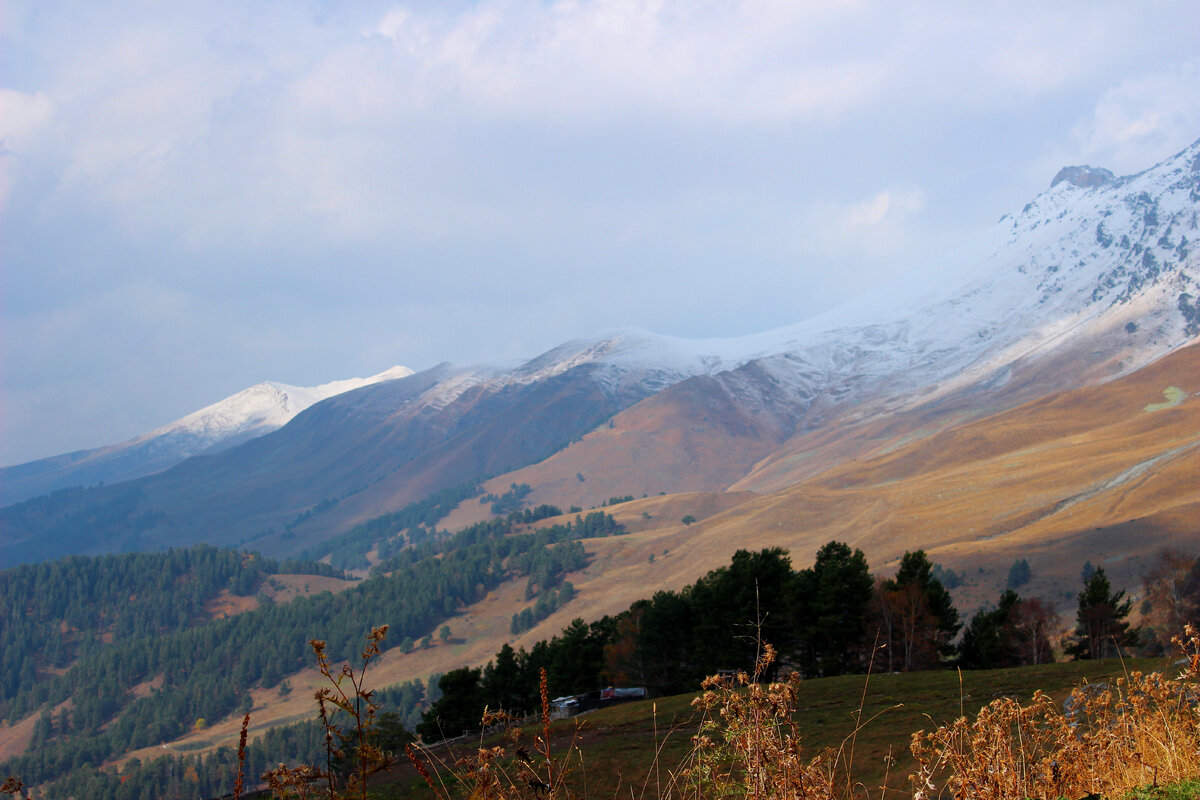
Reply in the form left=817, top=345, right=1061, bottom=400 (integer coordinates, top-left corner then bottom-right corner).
left=1, top=137, right=1198, bottom=580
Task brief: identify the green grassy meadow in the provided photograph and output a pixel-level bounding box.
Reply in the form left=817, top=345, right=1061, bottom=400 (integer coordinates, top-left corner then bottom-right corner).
left=374, top=655, right=1177, bottom=799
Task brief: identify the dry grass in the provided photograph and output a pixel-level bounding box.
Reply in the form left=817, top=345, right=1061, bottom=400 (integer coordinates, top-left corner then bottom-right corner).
left=675, top=643, right=848, bottom=800
left=403, top=668, right=590, bottom=800
left=259, top=626, right=395, bottom=800
left=911, top=626, right=1200, bottom=800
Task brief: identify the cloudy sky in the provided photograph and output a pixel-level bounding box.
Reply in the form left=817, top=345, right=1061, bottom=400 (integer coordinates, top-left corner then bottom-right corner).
left=2, top=0, right=1199, bottom=466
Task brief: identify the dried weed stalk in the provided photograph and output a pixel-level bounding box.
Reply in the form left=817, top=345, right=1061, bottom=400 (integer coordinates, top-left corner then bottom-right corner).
left=406, top=667, right=584, bottom=800
left=234, top=712, right=250, bottom=800
left=679, top=643, right=842, bottom=800
left=0, top=777, right=31, bottom=800
left=263, top=624, right=395, bottom=799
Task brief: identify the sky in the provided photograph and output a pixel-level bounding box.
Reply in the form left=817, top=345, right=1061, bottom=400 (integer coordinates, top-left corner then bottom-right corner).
left=2, top=1, right=1199, bottom=467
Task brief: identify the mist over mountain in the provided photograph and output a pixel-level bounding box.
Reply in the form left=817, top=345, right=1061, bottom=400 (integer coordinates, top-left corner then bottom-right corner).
left=1, top=138, right=1197, bottom=569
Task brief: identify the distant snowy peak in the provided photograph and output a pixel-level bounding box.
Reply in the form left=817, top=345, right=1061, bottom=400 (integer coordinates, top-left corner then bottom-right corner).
left=510, top=328, right=732, bottom=385
left=408, top=329, right=734, bottom=413
left=117, top=136, right=1197, bottom=470
left=139, top=365, right=415, bottom=447
left=775, top=138, right=1200, bottom=393
left=0, top=365, right=417, bottom=506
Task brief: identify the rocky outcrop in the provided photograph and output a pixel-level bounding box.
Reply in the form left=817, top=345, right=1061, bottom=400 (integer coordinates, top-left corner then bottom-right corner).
left=1051, top=165, right=1116, bottom=189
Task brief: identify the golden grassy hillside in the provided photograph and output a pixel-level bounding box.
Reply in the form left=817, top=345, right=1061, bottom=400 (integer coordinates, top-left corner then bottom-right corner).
left=651, top=342, right=1199, bottom=604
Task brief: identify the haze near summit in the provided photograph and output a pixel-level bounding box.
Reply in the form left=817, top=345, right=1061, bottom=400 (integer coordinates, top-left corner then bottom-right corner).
left=2, top=1, right=1199, bottom=466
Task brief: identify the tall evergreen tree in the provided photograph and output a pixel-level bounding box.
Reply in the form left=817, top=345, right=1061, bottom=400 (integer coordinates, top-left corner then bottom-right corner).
left=417, top=667, right=483, bottom=740
left=480, top=643, right=523, bottom=713
left=958, top=589, right=1025, bottom=669
left=795, top=541, right=874, bottom=676
left=1067, top=566, right=1136, bottom=660
left=685, top=548, right=801, bottom=681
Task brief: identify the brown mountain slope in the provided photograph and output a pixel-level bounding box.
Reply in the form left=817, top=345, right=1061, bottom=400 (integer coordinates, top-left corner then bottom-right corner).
left=731, top=314, right=1152, bottom=495
left=659, top=342, right=1199, bottom=606
left=427, top=341, right=1198, bottom=624
left=428, top=344, right=1199, bottom=656
left=453, top=373, right=796, bottom=515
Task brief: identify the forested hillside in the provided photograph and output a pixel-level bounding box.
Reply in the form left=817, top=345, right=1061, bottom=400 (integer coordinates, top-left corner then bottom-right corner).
left=0, top=511, right=627, bottom=797
left=0, top=546, right=344, bottom=701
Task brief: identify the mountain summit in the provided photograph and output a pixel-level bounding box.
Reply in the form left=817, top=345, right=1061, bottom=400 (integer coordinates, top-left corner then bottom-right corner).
left=1050, top=164, right=1116, bottom=189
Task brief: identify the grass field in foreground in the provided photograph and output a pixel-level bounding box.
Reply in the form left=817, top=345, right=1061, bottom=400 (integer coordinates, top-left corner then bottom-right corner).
left=374, top=655, right=1178, bottom=799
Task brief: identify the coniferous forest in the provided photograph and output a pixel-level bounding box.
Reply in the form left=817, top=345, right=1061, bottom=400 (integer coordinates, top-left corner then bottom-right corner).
left=0, top=496, right=628, bottom=798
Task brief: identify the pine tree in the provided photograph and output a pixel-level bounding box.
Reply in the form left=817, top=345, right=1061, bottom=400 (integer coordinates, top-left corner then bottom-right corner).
left=1006, top=558, right=1031, bottom=589
left=796, top=541, right=874, bottom=676
left=1066, top=566, right=1135, bottom=660
left=958, top=590, right=1025, bottom=669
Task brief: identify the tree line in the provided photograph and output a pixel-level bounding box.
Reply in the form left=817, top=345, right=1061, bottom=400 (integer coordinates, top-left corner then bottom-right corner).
left=6, top=508, right=1187, bottom=798
left=420, top=542, right=1160, bottom=738
left=298, top=480, right=483, bottom=570
left=22, top=679, right=428, bottom=800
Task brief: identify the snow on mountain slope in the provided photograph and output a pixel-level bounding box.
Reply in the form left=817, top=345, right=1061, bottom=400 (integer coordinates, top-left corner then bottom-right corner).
left=3, top=140, right=1196, bottom=566
left=0, top=365, right=413, bottom=505
left=324, top=140, right=1200, bottom=512
left=494, top=137, right=1199, bottom=413
left=165, top=137, right=1197, bottom=467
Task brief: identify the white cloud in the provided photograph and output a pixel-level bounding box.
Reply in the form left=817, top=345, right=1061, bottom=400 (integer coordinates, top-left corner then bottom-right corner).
left=0, top=88, right=52, bottom=145
left=793, top=188, right=927, bottom=271
left=12, top=1, right=1198, bottom=247
left=345, top=1, right=896, bottom=123
left=1066, top=62, right=1200, bottom=173
left=844, top=190, right=924, bottom=231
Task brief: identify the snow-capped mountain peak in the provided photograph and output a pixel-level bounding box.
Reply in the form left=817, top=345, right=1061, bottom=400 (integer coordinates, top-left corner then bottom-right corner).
left=4, top=139, right=1198, bottom=566
left=0, top=365, right=415, bottom=505
left=138, top=365, right=415, bottom=447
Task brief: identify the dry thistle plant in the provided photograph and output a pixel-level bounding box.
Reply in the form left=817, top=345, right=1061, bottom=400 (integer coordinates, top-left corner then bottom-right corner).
left=263, top=625, right=395, bottom=800
left=0, top=776, right=31, bottom=800
left=234, top=712, right=251, bottom=800
left=910, top=625, right=1200, bottom=800
left=678, top=643, right=840, bottom=800
left=405, top=667, right=584, bottom=800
